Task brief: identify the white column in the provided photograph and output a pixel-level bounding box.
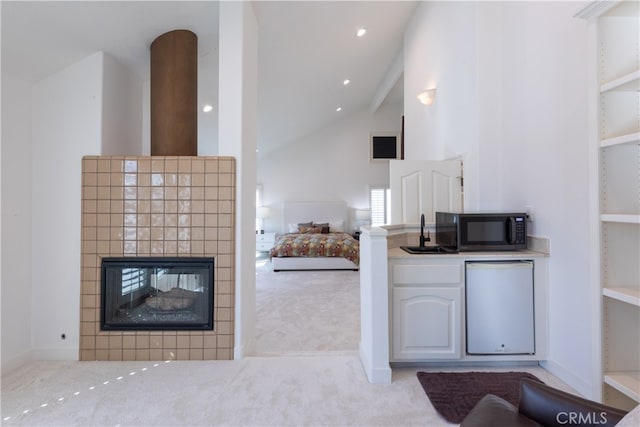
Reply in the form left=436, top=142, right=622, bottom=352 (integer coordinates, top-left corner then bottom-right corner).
left=218, top=1, right=258, bottom=358
left=359, top=226, right=392, bottom=383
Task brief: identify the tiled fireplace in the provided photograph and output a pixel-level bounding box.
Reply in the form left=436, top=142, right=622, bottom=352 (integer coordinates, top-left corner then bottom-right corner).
left=80, top=156, right=235, bottom=361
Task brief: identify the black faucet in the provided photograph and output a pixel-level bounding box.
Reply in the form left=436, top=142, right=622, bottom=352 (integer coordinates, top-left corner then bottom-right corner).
left=419, top=214, right=430, bottom=247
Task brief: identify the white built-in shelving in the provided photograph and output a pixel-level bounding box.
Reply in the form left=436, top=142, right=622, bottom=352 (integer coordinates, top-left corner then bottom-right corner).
left=605, top=372, right=640, bottom=403
left=578, top=0, right=640, bottom=411
left=602, top=287, right=640, bottom=307
left=600, top=214, right=640, bottom=223
left=600, top=69, right=640, bottom=92
left=599, top=131, right=639, bottom=148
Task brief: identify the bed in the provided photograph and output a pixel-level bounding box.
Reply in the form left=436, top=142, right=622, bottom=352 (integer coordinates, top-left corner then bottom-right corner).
left=269, top=201, right=360, bottom=271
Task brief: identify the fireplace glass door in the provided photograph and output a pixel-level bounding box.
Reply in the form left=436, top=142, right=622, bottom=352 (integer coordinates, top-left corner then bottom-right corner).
left=101, top=257, right=214, bottom=331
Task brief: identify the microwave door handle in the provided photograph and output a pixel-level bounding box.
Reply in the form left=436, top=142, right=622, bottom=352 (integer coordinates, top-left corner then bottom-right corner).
left=506, top=217, right=516, bottom=244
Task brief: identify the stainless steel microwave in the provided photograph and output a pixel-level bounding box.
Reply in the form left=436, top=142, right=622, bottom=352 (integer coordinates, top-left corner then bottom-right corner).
left=436, top=212, right=527, bottom=251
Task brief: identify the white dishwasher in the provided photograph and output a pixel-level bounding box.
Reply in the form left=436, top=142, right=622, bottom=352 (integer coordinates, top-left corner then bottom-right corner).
left=465, top=260, right=535, bottom=355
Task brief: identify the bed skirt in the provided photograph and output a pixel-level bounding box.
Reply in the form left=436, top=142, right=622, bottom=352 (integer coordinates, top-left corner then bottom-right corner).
left=271, top=256, right=359, bottom=272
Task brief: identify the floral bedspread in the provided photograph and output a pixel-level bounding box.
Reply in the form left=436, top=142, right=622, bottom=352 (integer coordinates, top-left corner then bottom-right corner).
left=269, top=232, right=360, bottom=265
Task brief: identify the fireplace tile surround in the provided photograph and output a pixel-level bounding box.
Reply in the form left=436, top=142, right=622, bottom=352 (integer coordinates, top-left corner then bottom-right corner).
left=80, top=156, right=235, bottom=361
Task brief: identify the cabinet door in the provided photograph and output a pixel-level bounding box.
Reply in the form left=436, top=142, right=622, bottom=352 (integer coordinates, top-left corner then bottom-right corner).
left=392, top=287, right=462, bottom=360
left=389, top=160, right=462, bottom=224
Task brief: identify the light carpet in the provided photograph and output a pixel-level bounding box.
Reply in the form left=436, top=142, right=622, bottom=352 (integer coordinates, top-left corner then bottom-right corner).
left=254, top=258, right=360, bottom=354
left=1, top=259, right=576, bottom=426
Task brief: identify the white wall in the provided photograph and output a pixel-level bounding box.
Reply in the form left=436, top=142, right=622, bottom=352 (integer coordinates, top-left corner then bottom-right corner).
left=404, top=1, right=594, bottom=397
left=1, top=74, right=34, bottom=373
left=218, top=1, right=258, bottom=358
left=101, top=53, right=143, bottom=155
left=198, top=50, right=220, bottom=156
left=257, top=101, right=402, bottom=233
left=31, top=52, right=104, bottom=360
left=491, top=2, right=592, bottom=396
left=2, top=50, right=144, bottom=368
left=403, top=1, right=480, bottom=209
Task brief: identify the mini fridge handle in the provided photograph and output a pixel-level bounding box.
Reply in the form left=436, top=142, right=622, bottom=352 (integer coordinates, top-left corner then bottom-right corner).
left=466, top=261, right=533, bottom=270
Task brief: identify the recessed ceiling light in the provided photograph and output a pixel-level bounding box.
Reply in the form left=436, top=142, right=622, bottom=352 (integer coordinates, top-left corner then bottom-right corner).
left=336, top=107, right=342, bottom=112
left=356, top=28, right=367, bottom=37
left=343, top=79, right=351, bottom=85
left=203, top=104, right=213, bottom=113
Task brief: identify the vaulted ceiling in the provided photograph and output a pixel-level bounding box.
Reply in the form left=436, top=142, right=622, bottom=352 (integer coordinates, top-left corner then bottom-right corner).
left=1, top=1, right=417, bottom=156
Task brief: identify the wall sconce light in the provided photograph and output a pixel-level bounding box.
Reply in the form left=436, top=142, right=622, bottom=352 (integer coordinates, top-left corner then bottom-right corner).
left=417, top=88, right=436, bottom=105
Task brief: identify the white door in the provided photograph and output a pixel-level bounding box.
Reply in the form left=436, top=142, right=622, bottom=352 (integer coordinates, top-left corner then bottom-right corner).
left=389, top=160, right=462, bottom=224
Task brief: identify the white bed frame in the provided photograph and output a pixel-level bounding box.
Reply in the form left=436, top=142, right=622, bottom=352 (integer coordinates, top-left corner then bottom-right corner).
left=271, top=201, right=359, bottom=271
left=272, top=256, right=359, bottom=272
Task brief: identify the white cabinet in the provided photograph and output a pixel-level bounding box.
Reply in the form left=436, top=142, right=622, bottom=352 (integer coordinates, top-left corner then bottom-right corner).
left=388, top=251, right=548, bottom=364
left=390, top=259, right=463, bottom=361
left=578, top=0, right=640, bottom=410
left=256, top=232, right=276, bottom=252
left=393, top=287, right=462, bottom=360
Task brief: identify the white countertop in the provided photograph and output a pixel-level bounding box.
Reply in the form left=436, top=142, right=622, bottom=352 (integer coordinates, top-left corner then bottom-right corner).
left=387, top=247, right=548, bottom=259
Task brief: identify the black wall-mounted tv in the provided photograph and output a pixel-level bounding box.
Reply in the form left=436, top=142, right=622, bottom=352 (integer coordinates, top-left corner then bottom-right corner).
left=370, top=133, right=399, bottom=160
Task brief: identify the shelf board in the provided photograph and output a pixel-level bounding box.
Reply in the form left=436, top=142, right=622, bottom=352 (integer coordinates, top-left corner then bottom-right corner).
left=604, top=372, right=640, bottom=403
left=577, top=0, right=640, bottom=19
left=601, top=214, right=640, bottom=224
left=600, top=132, right=640, bottom=148
left=603, top=287, right=640, bottom=307
left=574, top=1, right=619, bottom=19
left=600, top=70, right=640, bottom=92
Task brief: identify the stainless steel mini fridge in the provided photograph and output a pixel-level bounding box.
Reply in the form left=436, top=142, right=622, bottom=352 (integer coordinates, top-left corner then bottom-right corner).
left=465, top=261, right=535, bottom=355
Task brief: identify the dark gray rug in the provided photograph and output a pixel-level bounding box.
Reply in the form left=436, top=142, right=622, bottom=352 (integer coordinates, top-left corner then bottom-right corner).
left=416, top=371, right=543, bottom=423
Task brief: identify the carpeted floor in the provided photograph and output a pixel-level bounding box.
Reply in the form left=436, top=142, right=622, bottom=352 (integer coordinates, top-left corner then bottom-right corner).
left=0, top=259, right=577, bottom=426
left=1, top=356, right=441, bottom=426
left=254, top=257, right=360, bottom=354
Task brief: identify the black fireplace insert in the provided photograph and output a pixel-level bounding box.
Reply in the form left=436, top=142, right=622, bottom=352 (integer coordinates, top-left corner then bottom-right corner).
left=101, top=257, right=214, bottom=331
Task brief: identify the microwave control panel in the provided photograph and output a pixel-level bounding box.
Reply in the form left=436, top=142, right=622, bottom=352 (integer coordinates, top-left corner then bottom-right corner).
left=515, top=217, right=526, bottom=243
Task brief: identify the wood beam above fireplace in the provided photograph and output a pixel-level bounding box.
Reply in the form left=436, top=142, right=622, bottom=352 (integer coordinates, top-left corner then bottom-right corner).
left=150, top=30, right=198, bottom=156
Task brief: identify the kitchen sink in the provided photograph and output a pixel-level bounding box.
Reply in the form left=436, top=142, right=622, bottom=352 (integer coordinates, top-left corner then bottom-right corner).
left=400, top=245, right=458, bottom=254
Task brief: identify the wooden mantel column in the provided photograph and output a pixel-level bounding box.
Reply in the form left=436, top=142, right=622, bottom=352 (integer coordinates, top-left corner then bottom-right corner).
left=150, top=29, right=198, bottom=156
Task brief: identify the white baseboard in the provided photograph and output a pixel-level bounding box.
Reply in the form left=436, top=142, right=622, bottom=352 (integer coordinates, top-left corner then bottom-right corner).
left=31, top=347, right=79, bottom=361
left=234, top=344, right=244, bottom=359
left=541, top=359, right=594, bottom=399
left=2, top=347, right=78, bottom=376
left=234, top=334, right=257, bottom=359
left=359, top=342, right=392, bottom=384
left=1, top=350, right=32, bottom=376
